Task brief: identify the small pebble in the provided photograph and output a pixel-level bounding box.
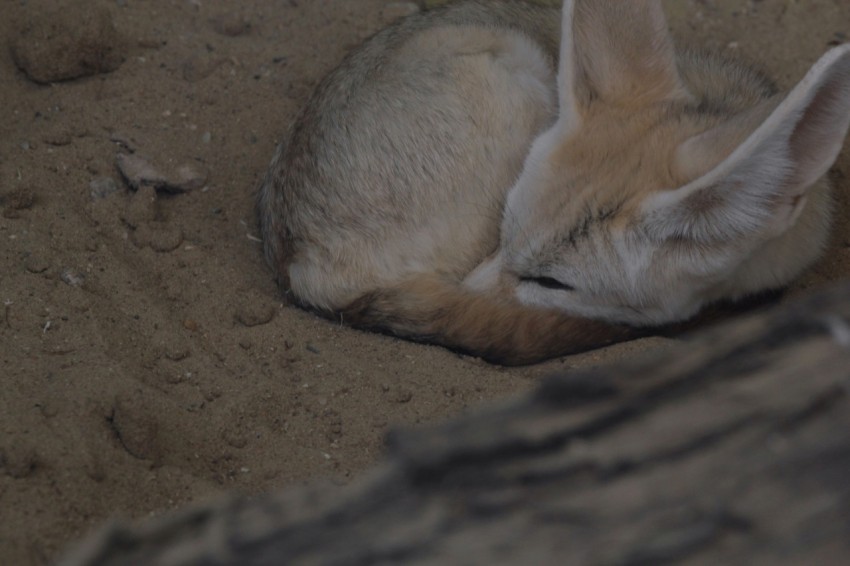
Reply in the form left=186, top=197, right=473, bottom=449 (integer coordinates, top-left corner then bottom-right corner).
left=116, top=153, right=209, bottom=193
left=148, top=225, right=184, bottom=253
left=132, top=221, right=184, bottom=253
left=109, top=133, right=136, bottom=152
left=1, top=187, right=36, bottom=211
left=60, top=267, right=86, bottom=287
left=24, top=256, right=50, bottom=274
left=234, top=298, right=276, bottom=327
left=1, top=440, right=39, bottom=479
left=116, top=153, right=167, bottom=190
left=110, top=397, right=161, bottom=462
left=182, top=55, right=225, bottom=82
left=122, top=186, right=158, bottom=228
left=170, top=162, right=209, bottom=192
left=211, top=12, right=251, bottom=37
left=89, top=176, right=120, bottom=199
left=164, top=371, right=185, bottom=385
left=165, top=344, right=190, bottom=361
left=201, top=386, right=223, bottom=402
left=9, top=1, right=125, bottom=83
left=43, top=132, right=72, bottom=146
left=222, top=428, right=248, bottom=449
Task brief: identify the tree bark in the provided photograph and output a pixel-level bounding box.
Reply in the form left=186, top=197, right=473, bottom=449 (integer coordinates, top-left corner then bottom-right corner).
left=61, top=282, right=850, bottom=566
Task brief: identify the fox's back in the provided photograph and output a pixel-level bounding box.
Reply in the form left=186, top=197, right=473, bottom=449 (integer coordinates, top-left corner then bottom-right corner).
left=258, top=1, right=562, bottom=309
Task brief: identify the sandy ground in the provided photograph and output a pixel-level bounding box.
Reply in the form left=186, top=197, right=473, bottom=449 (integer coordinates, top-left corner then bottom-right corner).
left=1, top=0, right=850, bottom=563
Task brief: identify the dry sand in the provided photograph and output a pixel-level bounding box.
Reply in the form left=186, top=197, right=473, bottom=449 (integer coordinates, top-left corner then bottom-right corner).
left=1, top=0, right=849, bottom=563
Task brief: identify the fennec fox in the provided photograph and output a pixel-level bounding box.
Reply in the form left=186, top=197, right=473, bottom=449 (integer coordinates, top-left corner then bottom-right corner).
left=257, top=0, right=850, bottom=365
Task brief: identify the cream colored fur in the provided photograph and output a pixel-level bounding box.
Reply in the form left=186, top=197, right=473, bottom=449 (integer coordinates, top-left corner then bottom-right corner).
left=256, top=0, right=850, bottom=364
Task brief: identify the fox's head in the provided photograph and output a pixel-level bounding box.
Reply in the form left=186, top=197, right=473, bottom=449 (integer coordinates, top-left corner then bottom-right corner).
left=499, top=0, right=850, bottom=325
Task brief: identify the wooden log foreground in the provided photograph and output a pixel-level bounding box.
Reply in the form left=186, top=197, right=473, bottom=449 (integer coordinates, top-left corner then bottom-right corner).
left=61, top=282, right=850, bottom=566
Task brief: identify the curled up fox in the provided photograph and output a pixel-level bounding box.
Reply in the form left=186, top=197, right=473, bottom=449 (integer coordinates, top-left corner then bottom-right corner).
left=256, top=0, right=850, bottom=365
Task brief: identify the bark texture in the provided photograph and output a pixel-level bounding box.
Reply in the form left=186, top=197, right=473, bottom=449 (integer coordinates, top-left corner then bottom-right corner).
left=61, top=282, right=850, bottom=566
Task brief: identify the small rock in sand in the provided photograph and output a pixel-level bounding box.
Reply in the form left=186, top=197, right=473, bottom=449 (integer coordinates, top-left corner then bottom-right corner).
left=89, top=176, right=120, bottom=199
left=234, top=294, right=277, bottom=327
left=132, top=221, right=184, bottom=253
left=116, top=153, right=209, bottom=193
left=109, top=132, right=137, bottom=152
left=24, top=256, right=50, bottom=274
left=170, top=162, right=209, bottom=192
left=110, top=396, right=161, bottom=462
left=115, top=154, right=167, bottom=191
left=59, top=267, right=86, bottom=287
left=181, top=54, right=226, bottom=82
left=1, top=440, right=39, bottom=479
left=1, top=187, right=36, bottom=212
left=122, top=186, right=159, bottom=228
left=211, top=12, right=251, bottom=37
left=42, top=131, right=72, bottom=146
left=9, top=0, right=125, bottom=83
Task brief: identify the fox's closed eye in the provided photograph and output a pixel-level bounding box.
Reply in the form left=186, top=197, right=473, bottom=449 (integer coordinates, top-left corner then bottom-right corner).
left=520, top=276, right=575, bottom=292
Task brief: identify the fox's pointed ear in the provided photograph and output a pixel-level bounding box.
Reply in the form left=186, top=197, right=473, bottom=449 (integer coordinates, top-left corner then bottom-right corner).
left=643, top=45, right=850, bottom=243
left=558, top=0, right=688, bottom=129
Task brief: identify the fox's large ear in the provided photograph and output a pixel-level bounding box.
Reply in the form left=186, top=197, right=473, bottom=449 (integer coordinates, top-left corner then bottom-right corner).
left=642, top=45, right=850, bottom=243
left=558, top=0, right=689, bottom=130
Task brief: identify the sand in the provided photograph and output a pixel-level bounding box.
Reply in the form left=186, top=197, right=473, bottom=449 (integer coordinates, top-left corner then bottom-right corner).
left=1, top=1, right=849, bottom=563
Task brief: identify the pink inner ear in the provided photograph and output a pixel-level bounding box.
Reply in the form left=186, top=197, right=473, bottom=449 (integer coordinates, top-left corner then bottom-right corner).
left=787, top=70, right=850, bottom=189
left=669, top=46, right=850, bottom=221
left=673, top=99, right=778, bottom=185
left=763, top=194, right=809, bottom=240
left=566, top=1, right=690, bottom=107
left=674, top=133, right=731, bottom=183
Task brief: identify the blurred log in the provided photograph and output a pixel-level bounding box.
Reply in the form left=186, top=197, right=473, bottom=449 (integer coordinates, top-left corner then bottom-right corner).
left=61, top=282, right=850, bottom=566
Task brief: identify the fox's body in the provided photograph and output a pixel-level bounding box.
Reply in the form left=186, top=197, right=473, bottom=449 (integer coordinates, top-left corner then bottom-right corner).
left=257, top=0, right=850, bottom=364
